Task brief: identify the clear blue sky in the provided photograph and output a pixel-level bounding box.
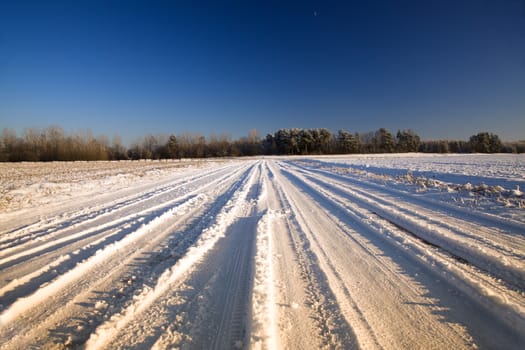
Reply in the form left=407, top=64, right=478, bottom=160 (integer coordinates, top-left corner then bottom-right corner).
left=1, top=0, right=524, bottom=143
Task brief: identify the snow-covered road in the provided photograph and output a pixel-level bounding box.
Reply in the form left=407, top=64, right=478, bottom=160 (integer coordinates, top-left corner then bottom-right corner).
left=0, top=157, right=524, bottom=349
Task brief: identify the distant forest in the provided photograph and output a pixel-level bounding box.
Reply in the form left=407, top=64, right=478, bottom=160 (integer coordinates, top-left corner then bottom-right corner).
left=1, top=126, right=524, bottom=162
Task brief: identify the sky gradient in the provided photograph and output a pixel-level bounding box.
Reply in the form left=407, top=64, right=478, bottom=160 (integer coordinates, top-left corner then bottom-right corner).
left=1, top=0, right=524, bottom=143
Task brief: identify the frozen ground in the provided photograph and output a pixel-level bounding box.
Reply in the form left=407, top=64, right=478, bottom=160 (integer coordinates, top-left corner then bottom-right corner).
left=0, top=154, right=523, bottom=349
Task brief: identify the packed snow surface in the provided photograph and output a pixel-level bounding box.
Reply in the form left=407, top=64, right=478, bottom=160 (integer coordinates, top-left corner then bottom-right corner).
left=0, top=155, right=524, bottom=349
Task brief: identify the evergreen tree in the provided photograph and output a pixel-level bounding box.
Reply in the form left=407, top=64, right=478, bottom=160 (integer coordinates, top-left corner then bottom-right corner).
left=374, top=128, right=395, bottom=153
left=469, top=132, right=503, bottom=153
left=337, top=130, right=359, bottom=153
left=298, top=129, right=314, bottom=154
left=396, top=129, right=420, bottom=152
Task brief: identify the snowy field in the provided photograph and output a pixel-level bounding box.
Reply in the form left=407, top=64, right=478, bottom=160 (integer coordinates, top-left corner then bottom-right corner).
left=0, top=154, right=524, bottom=349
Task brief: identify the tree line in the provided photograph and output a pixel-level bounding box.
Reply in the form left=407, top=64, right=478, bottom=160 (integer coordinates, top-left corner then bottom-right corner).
left=1, top=126, right=523, bottom=162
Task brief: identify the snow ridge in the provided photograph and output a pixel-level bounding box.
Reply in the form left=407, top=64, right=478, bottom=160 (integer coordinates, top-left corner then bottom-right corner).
left=250, top=164, right=279, bottom=350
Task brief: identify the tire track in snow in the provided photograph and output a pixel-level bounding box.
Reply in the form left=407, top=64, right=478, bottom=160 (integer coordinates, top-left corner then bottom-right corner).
left=208, top=215, right=258, bottom=350
left=85, top=162, right=260, bottom=349
left=179, top=163, right=262, bottom=350
left=0, top=162, right=252, bottom=349
left=0, top=163, right=229, bottom=250
left=0, top=163, right=237, bottom=263
left=286, top=162, right=525, bottom=293
left=267, top=161, right=360, bottom=349
left=291, top=160, right=525, bottom=249
left=0, top=196, right=190, bottom=271
left=42, top=162, right=254, bottom=349
left=276, top=162, right=479, bottom=349
left=0, top=163, right=242, bottom=298
left=280, top=161, right=524, bottom=349
left=271, top=164, right=380, bottom=349
left=290, top=162, right=525, bottom=290
left=0, top=193, right=200, bottom=326
left=292, top=159, right=525, bottom=232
